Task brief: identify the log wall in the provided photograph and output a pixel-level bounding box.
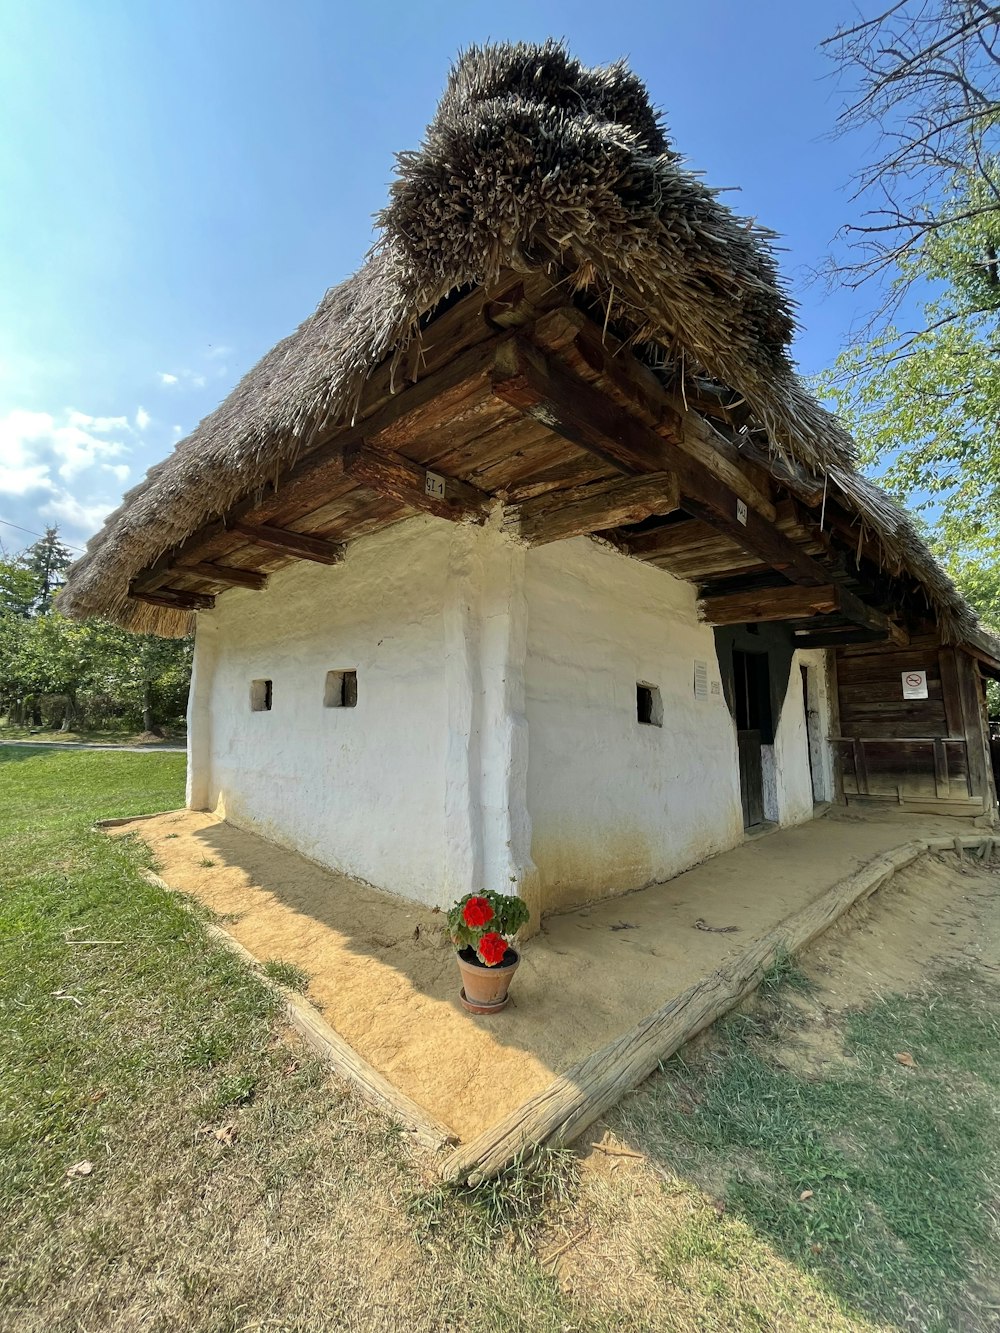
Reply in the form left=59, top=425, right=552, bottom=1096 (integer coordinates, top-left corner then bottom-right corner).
left=832, top=636, right=995, bottom=813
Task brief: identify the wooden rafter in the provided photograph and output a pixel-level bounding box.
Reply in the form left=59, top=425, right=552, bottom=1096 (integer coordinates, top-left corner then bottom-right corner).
left=504, top=472, right=680, bottom=545
left=836, top=584, right=909, bottom=646
left=623, top=518, right=742, bottom=560
left=492, top=337, right=671, bottom=478
left=529, top=307, right=777, bottom=521
left=793, top=628, right=889, bottom=649
left=344, top=441, right=492, bottom=523
left=699, top=585, right=841, bottom=625
left=171, top=562, right=268, bottom=590
left=492, top=337, right=830, bottom=587
left=230, top=523, right=346, bottom=565
left=130, top=588, right=215, bottom=612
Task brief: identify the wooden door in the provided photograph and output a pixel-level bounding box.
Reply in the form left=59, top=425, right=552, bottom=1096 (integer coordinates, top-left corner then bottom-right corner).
left=733, top=649, right=772, bottom=829
left=737, top=728, right=765, bottom=827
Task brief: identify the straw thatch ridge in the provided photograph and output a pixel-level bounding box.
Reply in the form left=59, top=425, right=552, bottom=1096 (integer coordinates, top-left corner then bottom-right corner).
left=60, top=40, right=974, bottom=642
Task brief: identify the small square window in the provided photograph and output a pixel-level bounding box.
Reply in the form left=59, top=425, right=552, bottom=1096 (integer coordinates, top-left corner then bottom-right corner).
left=250, top=679, right=272, bottom=712
left=636, top=682, right=662, bottom=727
left=324, top=669, right=358, bottom=708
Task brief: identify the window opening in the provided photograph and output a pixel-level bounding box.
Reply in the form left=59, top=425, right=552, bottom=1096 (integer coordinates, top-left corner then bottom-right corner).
left=636, top=682, right=662, bottom=727
left=325, top=669, right=358, bottom=708
left=250, top=679, right=272, bottom=712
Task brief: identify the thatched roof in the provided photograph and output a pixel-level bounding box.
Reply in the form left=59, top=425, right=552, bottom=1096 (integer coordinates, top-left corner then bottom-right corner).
left=60, top=40, right=983, bottom=647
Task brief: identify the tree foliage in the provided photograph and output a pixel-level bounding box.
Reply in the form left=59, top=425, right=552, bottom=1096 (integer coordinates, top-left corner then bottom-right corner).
left=825, top=175, right=1000, bottom=545
left=0, top=532, right=192, bottom=734
left=825, top=0, right=1000, bottom=311
left=823, top=3, right=1000, bottom=651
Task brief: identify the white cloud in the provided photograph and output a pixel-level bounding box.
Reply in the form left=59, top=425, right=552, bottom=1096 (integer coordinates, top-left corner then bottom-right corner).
left=39, top=494, right=115, bottom=534
left=206, top=344, right=233, bottom=360
left=135, top=406, right=151, bottom=430
left=66, top=410, right=129, bottom=433
left=0, top=405, right=137, bottom=546
left=0, top=410, right=55, bottom=495
left=158, top=368, right=207, bottom=389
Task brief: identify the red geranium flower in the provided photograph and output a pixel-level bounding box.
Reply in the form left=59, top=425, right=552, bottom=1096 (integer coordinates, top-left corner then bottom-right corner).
left=462, top=895, right=494, bottom=928
left=476, top=931, right=508, bottom=967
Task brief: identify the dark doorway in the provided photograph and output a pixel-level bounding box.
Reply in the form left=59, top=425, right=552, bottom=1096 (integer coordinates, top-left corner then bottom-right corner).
left=733, top=650, right=772, bottom=829
left=801, top=664, right=817, bottom=801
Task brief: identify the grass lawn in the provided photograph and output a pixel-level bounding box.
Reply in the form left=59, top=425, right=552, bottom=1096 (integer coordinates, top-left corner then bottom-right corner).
left=0, top=724, right=184, bottom=746
left=1, top=749, right=998, bottom=1331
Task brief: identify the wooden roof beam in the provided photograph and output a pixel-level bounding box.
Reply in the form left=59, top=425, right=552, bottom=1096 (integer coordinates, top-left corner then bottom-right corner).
left=230, top=523, right=346, bottom=565
left=698, top=579, right=908, bottom=644
left=344, top=441, right=493, bottom=523
left=793, top=628, right=889, bottom=649
left=623, top=518, right=741, bottom=560
left=699, top=584, right=840, bottom=625
left=837, top=584, right=909, bottom=646
left=130, top=588, right=215, bottom=612
left=170, top=561, right=268, bottom=590
left=503, top=472, right=679, bottom=545
left=492, top=337, right=828, bottom=586
left=527, top=307, right=777, bottom=522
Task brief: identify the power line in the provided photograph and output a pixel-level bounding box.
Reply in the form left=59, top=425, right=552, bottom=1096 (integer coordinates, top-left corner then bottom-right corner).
left=0, top=517, right=86, bottom=554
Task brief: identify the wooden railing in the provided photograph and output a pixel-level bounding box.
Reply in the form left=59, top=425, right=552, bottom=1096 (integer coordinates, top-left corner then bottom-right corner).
left=831, top=736, right=972, bottom=801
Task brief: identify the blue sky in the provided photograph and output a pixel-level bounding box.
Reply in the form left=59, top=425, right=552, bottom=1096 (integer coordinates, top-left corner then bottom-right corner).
left=0, top=0, right=880, bottom=556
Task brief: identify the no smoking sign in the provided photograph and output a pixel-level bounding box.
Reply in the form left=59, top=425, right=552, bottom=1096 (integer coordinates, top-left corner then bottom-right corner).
left=901, top=669, right=928, bottom=700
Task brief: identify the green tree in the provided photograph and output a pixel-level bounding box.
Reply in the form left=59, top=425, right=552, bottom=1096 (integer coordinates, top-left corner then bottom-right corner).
left=824, top=2, right=1000, bottom=311
left=20, top=528, right=73, bottom=614
left=824, top=178, right=1000, bottom=546
left=0, top=529, right=192, bottom=735
left=823, top=5, right=1000, bottom=638
left=0, top=557, right=41, bottom=619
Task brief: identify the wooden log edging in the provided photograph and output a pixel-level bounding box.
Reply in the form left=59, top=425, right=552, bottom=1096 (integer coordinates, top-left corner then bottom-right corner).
left=442, top=834, right=990, bottom=1185
left=136, top=869, right=456, bottom=1152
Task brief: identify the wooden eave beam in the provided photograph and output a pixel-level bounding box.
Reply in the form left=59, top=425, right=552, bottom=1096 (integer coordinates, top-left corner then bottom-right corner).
left=528, top=307, right=777, bottom=522
left=230, top=523, right=346, bottom=565
left=793, top=628, right=889, bottom=649
left=697, top=580, right=909, bottom=645
left=836, top=584, right=909, bottom=646
left=171, top=561, right=268, bottom=590
left=130, top=587, right=215, bottom=612
left=503, top=472, right=680, bottom=545
left=129, top=323, right=522, bottom=596
left=623, top=519, right=744, bottom=560
left=344, top=441, right=492, bottom=523
left=492, top=337, right=830, bottom=588
left=698, top=584, right=841, bottom=625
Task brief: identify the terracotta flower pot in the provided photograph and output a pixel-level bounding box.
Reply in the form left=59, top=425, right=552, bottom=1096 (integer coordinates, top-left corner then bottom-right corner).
left=456, top=946, right=520, bottom=1014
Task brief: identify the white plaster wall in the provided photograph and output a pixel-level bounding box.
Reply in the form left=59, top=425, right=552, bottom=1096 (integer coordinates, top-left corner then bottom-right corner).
left=193, top=517, right=453, bottom=906
left=766, top=647, right=835, bottom=825
left=523, top=537, right=745, bottom=913
left=800, top=647, right=837, bottom=803
left=188, top=512, right=834, bottom=919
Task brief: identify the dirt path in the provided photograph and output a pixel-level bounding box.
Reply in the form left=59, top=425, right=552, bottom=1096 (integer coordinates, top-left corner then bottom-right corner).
left=113, top=806, right=971, bottom=1142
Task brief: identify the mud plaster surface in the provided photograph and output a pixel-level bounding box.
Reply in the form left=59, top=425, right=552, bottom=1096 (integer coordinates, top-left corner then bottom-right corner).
left=115, top=808, right=969, bottom=1141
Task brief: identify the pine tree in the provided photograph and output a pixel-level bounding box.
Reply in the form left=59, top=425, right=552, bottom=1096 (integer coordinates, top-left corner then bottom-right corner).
left=22, top=528, right=73, bottom=614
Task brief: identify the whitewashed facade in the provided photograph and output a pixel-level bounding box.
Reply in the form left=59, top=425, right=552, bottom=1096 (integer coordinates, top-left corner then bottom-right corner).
left=187, top=514, right=835, bottom=922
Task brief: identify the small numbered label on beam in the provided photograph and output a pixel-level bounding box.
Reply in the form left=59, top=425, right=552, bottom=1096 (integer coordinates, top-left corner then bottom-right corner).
left=424, top=471, right=447, bottom=499
left=736, top=498, right=748, bottom=526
